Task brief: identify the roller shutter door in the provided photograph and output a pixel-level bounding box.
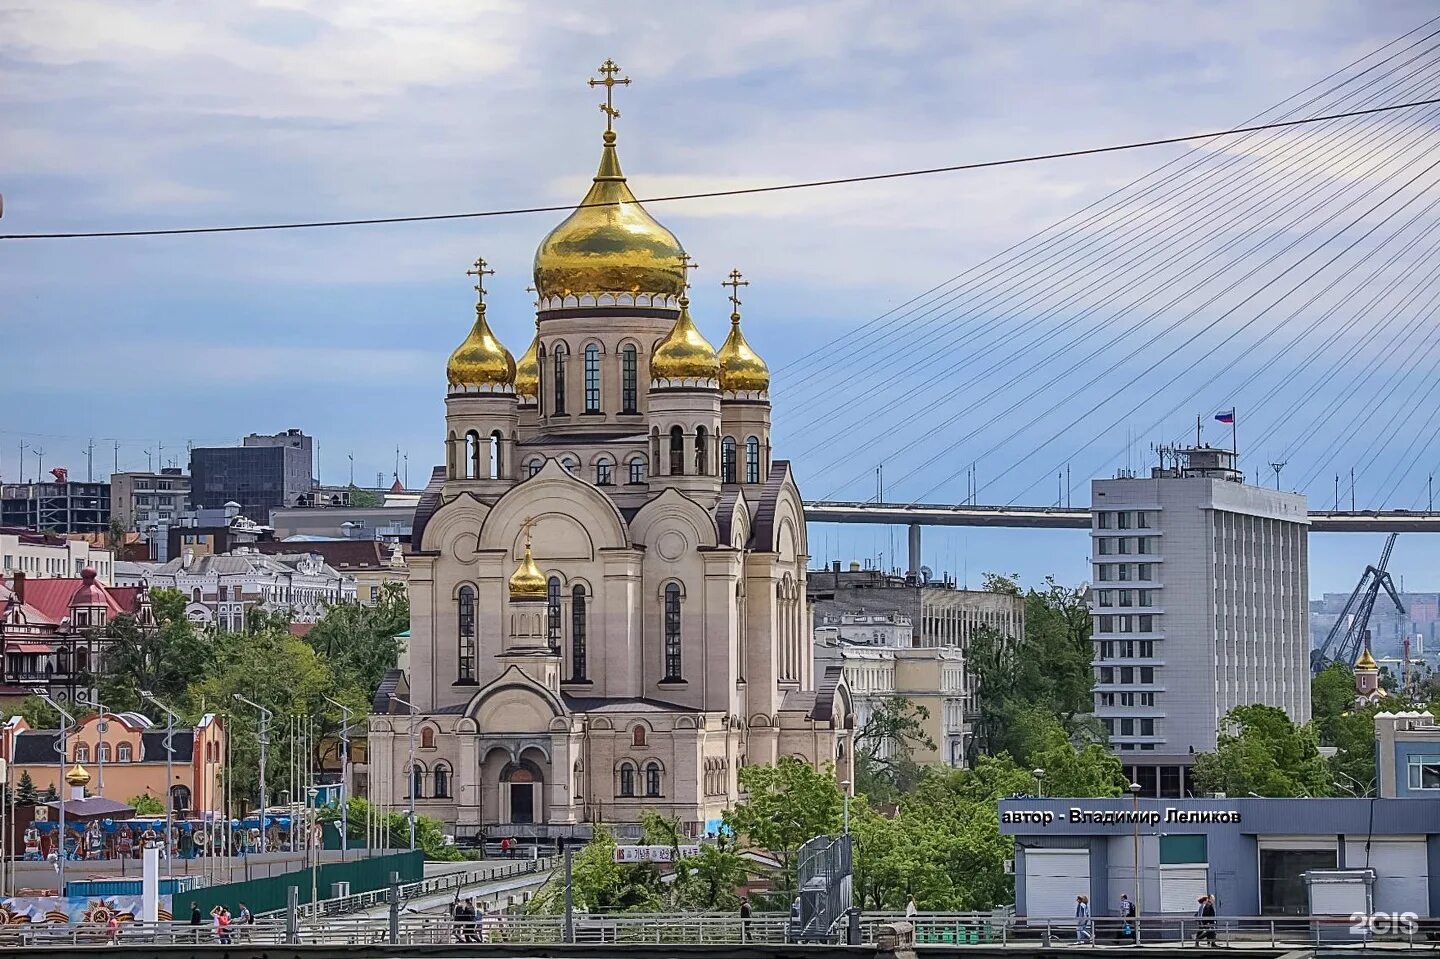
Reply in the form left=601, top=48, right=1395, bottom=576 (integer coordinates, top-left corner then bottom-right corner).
left=1159, top=865, right=1209, bottom=913
left=1345, top=837, right=1428, bottom=915
left=1024, top=849, right=1091, bottom=919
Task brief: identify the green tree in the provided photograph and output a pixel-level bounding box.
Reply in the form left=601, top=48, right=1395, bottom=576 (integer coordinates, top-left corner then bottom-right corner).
left=99, top=588, right=212, bottom=715
left=853, top=697, right=936, bottom=802
left=528, top=828, right=664, bottom=913
left=347, top=486, right=383, bottom=508
left=41, top=784, right=58, bottom=802
left=304, top=582, right=408, bottom=698
left=1192, top=705, right=1330, bottom=797
left=128, top=793, right=165, bottom=815
left=15, top=771, right=37, bottom=805
left=1312, top=664, right=1357, bottom=744
left=334, top=798, right=463, bottom=861
left=684, top=835, right=749, bottom=911
left=14, top=694, right=61, bottom=729
left=724, top=758, right=843, bottom=888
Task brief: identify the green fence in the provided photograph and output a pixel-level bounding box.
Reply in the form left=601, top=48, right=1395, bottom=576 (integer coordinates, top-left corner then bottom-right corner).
left=181, top=850, right=423, bottom=917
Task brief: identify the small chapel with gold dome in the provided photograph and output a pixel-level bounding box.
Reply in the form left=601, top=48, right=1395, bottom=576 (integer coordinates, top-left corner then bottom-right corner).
left=366, top=61, right=852, bottom=840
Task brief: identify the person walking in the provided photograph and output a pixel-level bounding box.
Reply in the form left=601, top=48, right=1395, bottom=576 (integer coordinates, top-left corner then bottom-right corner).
left=1118, top=894, right=1136, bottom=944
left=739, top=897, right=752, bottom=942
left=1194, top=895, right=1217, bottom=947
left=189, top=902, right=202, bottom=926
left=1075, top=895, right=1093, bottom=944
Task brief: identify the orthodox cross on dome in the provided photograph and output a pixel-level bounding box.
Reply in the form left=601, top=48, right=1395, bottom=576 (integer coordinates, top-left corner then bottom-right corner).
left=466, top=256, right=495, bottom=304
left=677, top=252, right=699, bottom=293
left=518, top=514, right=538, bottom=547
left=588, top=59, right=631, bottom=134
left=723, top=269, right=749, bottom=315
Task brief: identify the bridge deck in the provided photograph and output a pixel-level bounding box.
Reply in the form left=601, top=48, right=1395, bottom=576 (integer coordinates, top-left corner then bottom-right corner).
left=804, top=502, right=1440, bottom=532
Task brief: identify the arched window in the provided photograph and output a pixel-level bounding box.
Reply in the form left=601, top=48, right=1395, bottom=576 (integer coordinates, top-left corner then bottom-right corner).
left=584, top=344, right=601, bottom=413
left=560, top=455, right=578, bottom=473
left=547, top=577, right=562, bottom=650
left=628, top=456, right=647, bottom=485
left=622, top=345, right=638, bottom=413
left=97, top=743, right=111, bottom=763
left=619, top=763, right=636, bottom=797
left=420, top=726, right=436, bottom=749
left=669, top=426, right=685, bottom=476
left=552, top=344, right=568, bottom=415
left=457, top=585, right=476, bottom=683
left=632, top=725, right=647, bottom=747
left=571, top=585, right=588, bottom=681
left=645, top=762, right=662, bottom=797
left=57, top=648, right=70, bottom=675
left=448, top=430, right=458, bottom=478
left=117, top=742, right=133, bottom=762
left=191, top=588, right=202, bottom=604
left=466, top=430, right=481, bottom=479
left=663, top=583, right=683, bottom=681
left=74, top=743, right=89, bottom=763
left=745, top=436, right=761, bottom=484
left=409, top=765, right=425, bottom=799
left=695, top=425, right=709, bottom=475
left=489, top=430, right=503, bottom=479
left=595, top=458, right=614, bottom=486
left=574, top=761, right=585, bottom=800
left=527, top=459, right=543, bottom=478
left=721, top=437, right=737, bottom=484
left=433, top=764, right=451, bottom=799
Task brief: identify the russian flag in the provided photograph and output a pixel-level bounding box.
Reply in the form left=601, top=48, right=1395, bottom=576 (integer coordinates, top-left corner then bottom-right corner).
left=1215, top=409, right=1235, bottom=424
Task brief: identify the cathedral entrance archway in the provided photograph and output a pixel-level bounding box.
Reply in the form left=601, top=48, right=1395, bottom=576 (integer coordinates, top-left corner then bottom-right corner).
left=500, top=758, right=545, bottom=826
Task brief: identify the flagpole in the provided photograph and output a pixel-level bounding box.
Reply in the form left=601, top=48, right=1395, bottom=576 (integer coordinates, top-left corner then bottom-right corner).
left=1231, top=408, right=1237, bottom=457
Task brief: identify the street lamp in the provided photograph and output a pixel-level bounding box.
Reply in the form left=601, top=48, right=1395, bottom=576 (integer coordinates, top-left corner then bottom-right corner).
left=840, top=779, right=852, bottom=834
left=140, top=691, right=180, bottom=876
left=38, top=691, right=74, bottom=893
left=322, top=695, right=352, bottom=857
left=1032, top=768, right=1046, bottom=798
left=1128, top=781, right=1143, bottom=942
left=75, top=690, right=105, bottom=797
left=388, top=694, right=417, bottom=851
left=232, top=694, right=273, bottom=853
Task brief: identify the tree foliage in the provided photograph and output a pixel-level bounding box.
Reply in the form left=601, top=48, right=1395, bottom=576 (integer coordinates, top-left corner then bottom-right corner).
left=1192, top=705, right=1330, bottom=797
left=724, top=757, right=843, bottom=888
left=128, top=794, right=165, bottom=815
left=853, top=697, right=935, bottom=802
left=15, top=772, right=37, bottom=805
left=100, top=588, right=212, bottom=716
left=303, top=583, right=407, bottom=698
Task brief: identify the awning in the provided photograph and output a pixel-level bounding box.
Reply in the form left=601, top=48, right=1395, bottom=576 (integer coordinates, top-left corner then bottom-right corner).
left=8, top=643, right=54, bottom=654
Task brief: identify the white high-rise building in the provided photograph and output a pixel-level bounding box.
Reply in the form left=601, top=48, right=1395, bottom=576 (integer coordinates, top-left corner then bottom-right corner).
left=1089, top=446, right=1310, bottom=797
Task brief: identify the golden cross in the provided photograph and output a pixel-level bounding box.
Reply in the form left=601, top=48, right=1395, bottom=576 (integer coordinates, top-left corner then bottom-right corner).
left=723, top=269, right=749, bottom=314
left=519, top=515, right=538, bottom=548
left=588, top=59, right=631, bottom=133
left=677, top=252, right=699, bottom=292
left=466, top=256, right=495, bottom=302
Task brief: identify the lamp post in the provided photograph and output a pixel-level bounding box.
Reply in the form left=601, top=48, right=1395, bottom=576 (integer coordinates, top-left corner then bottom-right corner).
left=323, top=695, right=352, bottom=858
left=140, top=691, right=180, bottom=877
left=1128, top=781, right=1142, bottom=943
left=232, top=695, right=273, bottom=853
left=840, top=779, right=851, bottom=834
left=388, top=695, right=417, bottom=851
left=38, top=691, right=73, bottom=894
left=1032, top=768, right=1046, bottom=798
left=75, top=690, right=105, bottom=796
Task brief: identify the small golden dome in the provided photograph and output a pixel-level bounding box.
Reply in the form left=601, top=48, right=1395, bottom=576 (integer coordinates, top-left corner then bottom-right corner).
left=65, top=763, right=91, bottom=787
left=718, top=311, right=769, bottom=393
left=532, top=131, right=685, bottom=302
left=651, top=297, right=719, bottom=383
left=514, top=325, right=540, bottom=400
left=1356, top=647, right=1378, bottom=671
left=447, top=304, right=516, bottom=390
left=509, top=539, right=547, bottom=602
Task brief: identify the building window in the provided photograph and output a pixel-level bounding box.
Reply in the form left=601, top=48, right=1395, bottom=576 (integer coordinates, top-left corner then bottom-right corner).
left=527, top=459, right=543, bottom=478
left=97, top=743, right=111, bottom=762
left=571, top=585, right=587, bottom=681
left=584, top=344, right=601, bottom=413
left=628, top=457, right=647, bottom=485
left=663, top=583, right=682, bottom=680
left=645, top=762, right=662, bottom=797
left=744, top=436, right=760, bottom=483
left=433, top=764, right=451, bottom=798
left=552, top=344, right=567, bottom=415
left=669, top=426, right=685, bottom=476
left=74, top=743, right=90, bottom=763
left=117, top=742, right=132, bottom=762
left=420, top=725, right=436, bottom=749
left=595, top=459, right=614, bottom=486
left=619, top=763, right=636, bottom=797
left=409, top=765, right=425, bottom=799
left=191, top=588, right=202, bottom=603
left=489, top=431, right=504, bottom=479
left=1408, top=755, right=1440, bottom=790
left=721, top=437, right=737, bottom=483
left=695, top=426, right=709, bottom=475
left=547, top=577, right=562, bottom=650
left=632, top=725, right=647, bottom=747
left=622, top=345, right=638, bottom=413
left=560, top=456, right=578, bottom=473
left=457, top=585, right=476, bottom=682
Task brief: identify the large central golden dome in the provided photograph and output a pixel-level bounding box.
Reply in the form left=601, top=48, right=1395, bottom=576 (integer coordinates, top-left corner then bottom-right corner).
left=533, top=130, right=685, bottom=302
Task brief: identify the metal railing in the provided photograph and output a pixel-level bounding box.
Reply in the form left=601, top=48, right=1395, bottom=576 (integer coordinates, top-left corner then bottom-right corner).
left=267, top=855, right=557, bottom=920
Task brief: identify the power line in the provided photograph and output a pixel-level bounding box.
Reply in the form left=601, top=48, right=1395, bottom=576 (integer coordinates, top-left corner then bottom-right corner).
left=7, top=97, right=1440, bottom=241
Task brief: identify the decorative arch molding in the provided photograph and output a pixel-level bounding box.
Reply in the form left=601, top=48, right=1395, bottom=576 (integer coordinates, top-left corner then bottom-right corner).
left=371, top=720, right=395, bottom=734
left=464, top=665, right=568, bottom=723
left=419, top=490, right=492, bottom=557
left=629, top=487, right=719, bottom=551
left=747, top=713, right=776, bottom=728
left=674, top=715, right=700, bottom=730
left=455, top=718, right=478, bottom=735
left=477, top=459, right=629, bottom=555
left=589, top=717, right=615, bottom=731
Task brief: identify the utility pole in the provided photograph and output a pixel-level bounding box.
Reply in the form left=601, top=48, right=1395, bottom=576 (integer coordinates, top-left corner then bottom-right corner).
left=86, top=438, right=94, bottom=482
left=348, top=453, right=354, bottom=486
left=17, top=441, right=25, bottom=483
left=1269, top=461, right=1287, bottom=491
left=1351, top=467, right=1357, bottom=511
left=34, top=448, right=45, bottom=482
left=144, top=449, right=153, bottom=472
left=113, top=441, right=119, bottom=474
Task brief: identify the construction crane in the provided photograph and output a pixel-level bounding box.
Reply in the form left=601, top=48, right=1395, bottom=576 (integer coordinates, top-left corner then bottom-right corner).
left=1311, top=532, right=1406, bottom=674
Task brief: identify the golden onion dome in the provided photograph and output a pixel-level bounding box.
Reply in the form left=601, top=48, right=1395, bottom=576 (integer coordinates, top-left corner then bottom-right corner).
left=532, top=131, right=685, bottom=302
left=447, top=303, right=516, bottom=390
left=1356, top=647, right=1378, bottom=671
left=717, top=310, right=770, bottom=393
left=65, top=763, right=91, bottom=787
left=514, top=324, right=540, bottom=400
left=652, top=296, right=719, bottom=383
left=509, top=539, right=547, bottom=602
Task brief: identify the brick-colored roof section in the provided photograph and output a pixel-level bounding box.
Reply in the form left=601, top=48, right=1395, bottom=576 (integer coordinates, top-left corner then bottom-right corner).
left=256, top=540, right=386, bottom=569
left=5, top=576, right=132, bottom=622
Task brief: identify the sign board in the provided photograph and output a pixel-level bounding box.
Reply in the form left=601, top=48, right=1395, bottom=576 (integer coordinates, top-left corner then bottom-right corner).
left=613, top=844, right=700, bottom=864
left=1001, top=807, right=1242, bottom=826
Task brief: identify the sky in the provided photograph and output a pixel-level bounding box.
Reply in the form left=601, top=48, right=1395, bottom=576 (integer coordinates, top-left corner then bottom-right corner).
left=4, top=0, right=1440, bottom=594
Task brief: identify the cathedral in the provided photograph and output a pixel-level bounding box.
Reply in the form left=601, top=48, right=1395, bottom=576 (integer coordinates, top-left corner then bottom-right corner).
left=366, top=62, right=852, bottom=841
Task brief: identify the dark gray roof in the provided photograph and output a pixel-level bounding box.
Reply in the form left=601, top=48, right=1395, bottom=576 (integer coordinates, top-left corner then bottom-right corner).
left=44, top=796, right=134, bottom=817
left=12, top=731, right=60, bottom=763
left=749, top=459, right=792, bottom=552
left=561, top=695, right=694, bottom=714
left=409, top=467, right=447, bottom=552
left=810, top=663, right=846, bottom=723
left=373, top=669, right=409, bottom=714
left=142, top=730, right=193, bottom=762
left=14, top=727, right=194, bottom=763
